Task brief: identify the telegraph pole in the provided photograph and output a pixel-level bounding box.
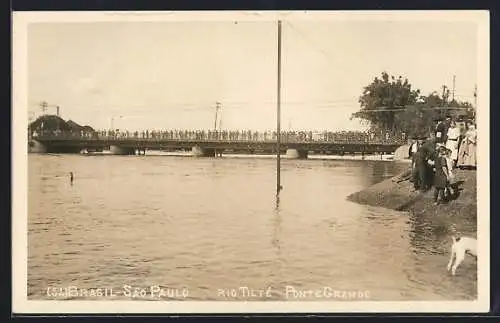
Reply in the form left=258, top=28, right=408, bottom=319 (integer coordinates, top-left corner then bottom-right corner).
left=441, top=85, right=447, bottom=105
left=452, top=75, right=456, bottom=102
left=214, top=102, right=221, bottom=131
left=473, top=84, right=477, bottom=121
left=219, top=107, right=223, bottom=130
left=28, top=111, right=34, bottom=141
left=276, top=20, right=282, bottom=196
left=40, top=101, right=48, bottom=115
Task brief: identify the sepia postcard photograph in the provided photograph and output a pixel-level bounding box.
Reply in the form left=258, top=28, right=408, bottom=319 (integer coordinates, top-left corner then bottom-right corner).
left=12, top=10, right=490, bottom=314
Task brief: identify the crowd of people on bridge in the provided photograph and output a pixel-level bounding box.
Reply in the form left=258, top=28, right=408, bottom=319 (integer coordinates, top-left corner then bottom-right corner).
left=408, top=115, right=477, bottom=205
left=90, top=129, right=406, bottom=144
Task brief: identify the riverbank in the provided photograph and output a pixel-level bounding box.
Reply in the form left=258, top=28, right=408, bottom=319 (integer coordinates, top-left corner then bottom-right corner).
left=347, top=167, right=477, bottom=234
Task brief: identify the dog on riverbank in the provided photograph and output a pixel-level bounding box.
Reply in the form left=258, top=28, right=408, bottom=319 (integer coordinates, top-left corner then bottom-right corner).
left=447, top=235, right=477, bottom=275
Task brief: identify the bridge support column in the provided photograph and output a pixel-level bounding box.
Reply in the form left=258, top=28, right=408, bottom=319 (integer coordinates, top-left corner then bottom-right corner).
left=28, top=140, right=47, bottom=153
left=135, top=148, right=145, bottom=155
left=191, top=146, right=216, bottom=157
left=286, top=149, right=308, bottom=159
left=110, top=145, right=135, bottom=155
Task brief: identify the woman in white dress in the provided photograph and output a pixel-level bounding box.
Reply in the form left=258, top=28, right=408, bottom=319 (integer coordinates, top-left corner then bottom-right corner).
left=445, top=120, right=460, bottom=167
left=457, top=123, right=477, bottom=169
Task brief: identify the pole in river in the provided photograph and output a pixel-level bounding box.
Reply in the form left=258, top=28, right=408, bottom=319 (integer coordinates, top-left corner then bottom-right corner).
left=214, top=102, right=221, bottom=157
left=276, top=20, right=282, bottom=196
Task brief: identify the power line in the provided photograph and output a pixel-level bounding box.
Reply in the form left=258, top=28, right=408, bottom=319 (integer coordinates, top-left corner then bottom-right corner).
left=285, top=21, right=336, bottom=62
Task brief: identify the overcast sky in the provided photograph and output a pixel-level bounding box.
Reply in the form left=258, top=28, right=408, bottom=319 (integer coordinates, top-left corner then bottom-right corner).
left=27, top=18, right=478, bottom=131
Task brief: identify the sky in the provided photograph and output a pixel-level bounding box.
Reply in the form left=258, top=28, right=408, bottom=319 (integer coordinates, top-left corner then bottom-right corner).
left=27, top=18, right=478, bottom=132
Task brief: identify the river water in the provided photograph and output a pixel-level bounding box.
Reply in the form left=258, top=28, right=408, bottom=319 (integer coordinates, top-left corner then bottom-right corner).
left=27, top=154, right=477, bottom=301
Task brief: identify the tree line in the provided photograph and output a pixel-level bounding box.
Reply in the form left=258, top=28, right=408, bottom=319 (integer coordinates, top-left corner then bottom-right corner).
left=351, top=72, right=475, bottom=137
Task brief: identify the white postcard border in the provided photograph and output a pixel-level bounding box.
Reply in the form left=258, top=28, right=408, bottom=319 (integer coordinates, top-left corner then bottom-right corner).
left=12, top=10, right=490, bottom=314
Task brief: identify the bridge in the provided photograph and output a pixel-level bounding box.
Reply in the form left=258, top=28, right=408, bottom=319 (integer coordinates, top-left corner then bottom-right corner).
left=29, top=130, right=406, bottom=158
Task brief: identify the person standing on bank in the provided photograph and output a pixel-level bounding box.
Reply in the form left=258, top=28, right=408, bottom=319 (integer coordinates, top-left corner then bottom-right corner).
left=457, top=122, right=477, bottom=169
left=456, top=117, right=466, bottom=155
left=433, top=146, right=450, bottom=205
left=414, top=135, right=436, bottom=192
left=444, top=147, right=456, bottom=198
left=410, top=137, right=423, bottom=190
left=445, top=120, right=460, bottom=167
left=434, top=117, right=447, bottom=144
left=408, top=136, right=419, bottom=159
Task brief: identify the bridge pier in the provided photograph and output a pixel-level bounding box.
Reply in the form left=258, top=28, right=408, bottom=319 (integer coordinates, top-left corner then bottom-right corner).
left=135, top=148, right=146, bottom=155
left=110, top=145, right=135, bottom=155
left=29, top=140, right=83, bottom=154
left=191, top=146, right=216, bottom=157
left=286, top=148, right=308, bottom=159
left=28, top=140, right=47, bottom=153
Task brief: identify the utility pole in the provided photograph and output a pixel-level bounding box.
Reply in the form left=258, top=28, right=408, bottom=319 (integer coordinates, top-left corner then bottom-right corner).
left=452, top=75, right=456, bottom=102
left=219, top=106, right=223, bottom=130
left=276, top=20, right=282, bottom=196
left=28, top=111, right=34, bottom=141
left=473, top=84, right=477, bottom=121
left=56, top=106, right=60, bottom=117
left=214, top=102, right=221, bottom=131
left=40, top=101, right=48, bottom=115
left=110, top=116, right=123, bottom=130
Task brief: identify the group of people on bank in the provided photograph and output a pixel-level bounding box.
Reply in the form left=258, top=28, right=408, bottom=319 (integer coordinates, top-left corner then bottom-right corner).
left=408, top=116, right=477, bottom=205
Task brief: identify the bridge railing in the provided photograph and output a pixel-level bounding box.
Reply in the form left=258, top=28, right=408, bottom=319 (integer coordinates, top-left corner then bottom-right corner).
left=31, top=130, right=407, bottom=145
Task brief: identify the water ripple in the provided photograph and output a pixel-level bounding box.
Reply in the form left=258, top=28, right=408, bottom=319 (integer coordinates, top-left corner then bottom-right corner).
left=28, top=155, right=476, bottom=301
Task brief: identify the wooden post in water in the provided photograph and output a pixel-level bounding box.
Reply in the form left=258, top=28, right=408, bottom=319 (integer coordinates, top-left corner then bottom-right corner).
left=276, top=20, right=282, bottom=196
left=214, top=101, right=221, bottom=157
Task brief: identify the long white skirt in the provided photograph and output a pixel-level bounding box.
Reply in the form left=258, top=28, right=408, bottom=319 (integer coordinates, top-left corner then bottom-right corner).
left=446, top=139, right=459, bottom=160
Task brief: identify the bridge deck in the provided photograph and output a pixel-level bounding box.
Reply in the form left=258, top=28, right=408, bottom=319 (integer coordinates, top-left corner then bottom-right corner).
left=31, top=135, right=403, bottom=155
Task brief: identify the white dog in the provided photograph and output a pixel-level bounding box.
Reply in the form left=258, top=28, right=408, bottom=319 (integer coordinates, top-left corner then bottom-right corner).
left=447, top=235, right=477, bottom=275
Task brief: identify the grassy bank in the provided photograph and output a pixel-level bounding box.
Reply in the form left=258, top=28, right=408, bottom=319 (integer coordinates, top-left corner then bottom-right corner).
left=347, top=167, right=477, bottom=234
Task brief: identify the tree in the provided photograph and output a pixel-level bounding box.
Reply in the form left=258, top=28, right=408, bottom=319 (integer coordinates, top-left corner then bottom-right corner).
left=352, top=72, right=420, bottom=132
left=352, top=72, right=475, bottom=137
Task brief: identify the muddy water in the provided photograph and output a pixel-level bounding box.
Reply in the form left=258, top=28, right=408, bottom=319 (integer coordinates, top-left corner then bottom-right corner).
left=28, top=154, right=476, bottom=301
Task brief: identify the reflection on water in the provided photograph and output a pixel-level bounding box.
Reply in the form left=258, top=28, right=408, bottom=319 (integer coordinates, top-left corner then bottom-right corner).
left=28, top=155, right=476, bottom=301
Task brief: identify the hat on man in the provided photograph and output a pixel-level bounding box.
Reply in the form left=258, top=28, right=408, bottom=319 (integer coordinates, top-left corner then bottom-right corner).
left=434, top=116, right=444, bottom=122
left=440, top=146, right=452, bottom=154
